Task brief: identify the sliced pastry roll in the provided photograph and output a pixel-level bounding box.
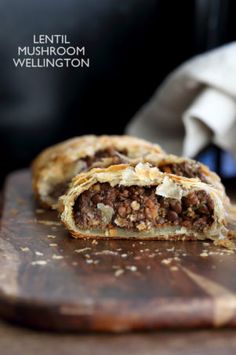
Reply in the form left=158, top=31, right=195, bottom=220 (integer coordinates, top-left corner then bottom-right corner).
left=32, top=135, right=164, bottom=209
left=59, top=163, right=231, bottom=242
left=145, top=153, right=225, bottom=192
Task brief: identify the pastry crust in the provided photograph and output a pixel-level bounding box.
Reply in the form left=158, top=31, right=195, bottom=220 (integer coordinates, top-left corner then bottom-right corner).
left=145, top=153, right=225, bottom=193
left=32, top=135, right=164, bottom=209
left=59, top=163, right=231, bottom=242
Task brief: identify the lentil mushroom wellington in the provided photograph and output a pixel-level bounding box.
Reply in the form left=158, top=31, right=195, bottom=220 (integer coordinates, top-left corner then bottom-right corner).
left=59, top=163, right=231, bottom=243
left=32, top=135, right=225, bottom=210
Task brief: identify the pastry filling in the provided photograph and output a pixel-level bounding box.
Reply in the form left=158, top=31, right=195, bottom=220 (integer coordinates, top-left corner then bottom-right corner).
left=159, top=161, right=208, bottom=183
left=82, top=148, right=129, bottom=168
left=74, top=183, right=214, bottom=232
left=48, top=148, right=128, bottom=201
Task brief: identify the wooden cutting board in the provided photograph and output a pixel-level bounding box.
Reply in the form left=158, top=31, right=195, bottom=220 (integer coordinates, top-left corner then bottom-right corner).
left=1, top=170, right=236, bottom=332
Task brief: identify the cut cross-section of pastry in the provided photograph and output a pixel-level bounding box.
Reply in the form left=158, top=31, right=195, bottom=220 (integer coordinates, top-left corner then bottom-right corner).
left=32, top=135, right=164, bottom=209
left=59, top=163, right=231, bottom=243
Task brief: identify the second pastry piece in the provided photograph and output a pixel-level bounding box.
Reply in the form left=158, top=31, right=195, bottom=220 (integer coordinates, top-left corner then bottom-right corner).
left=59, top=163, right=230, bottom=242
left=32, top=135, right=164, bottom=209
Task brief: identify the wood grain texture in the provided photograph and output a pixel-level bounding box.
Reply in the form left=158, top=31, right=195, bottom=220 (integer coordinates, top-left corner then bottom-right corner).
left=1, top=320, right=236, bottom=355
left=0, top=170, right=236, bottom=332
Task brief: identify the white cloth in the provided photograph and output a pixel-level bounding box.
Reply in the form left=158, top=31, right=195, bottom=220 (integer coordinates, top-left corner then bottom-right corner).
left=126, top=42, right=236, bottom=157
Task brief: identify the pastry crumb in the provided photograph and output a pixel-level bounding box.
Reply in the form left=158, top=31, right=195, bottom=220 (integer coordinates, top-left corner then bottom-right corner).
left=52, top=254, right=64, bottom=260
left=74, top=247, right=91, bottom=254
left=49, top=243, right=58, bottom=247
left=31, top=260, right=47, bottom=266
left=35, top=251, right=44, bottom=256
left=20, top=247, right=30, bottom=252
left=114, top=269, right=124, bottom=277
left=200, top=252, right=208, bottom=257
left=166, top=247, right=175, bottom=252
left=161, top=258, right=172, bottom=265
left=86, top=259, right=93, bottom=264
left=47, top=234, right=56, bottom=239
left=94, top=250, right=118, bottom=256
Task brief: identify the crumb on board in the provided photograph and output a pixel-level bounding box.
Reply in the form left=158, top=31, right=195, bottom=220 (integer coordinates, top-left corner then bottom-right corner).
left=161, top=258, right=172, bottom=265
left=114, top=269, right=124, bottom=277
left=166, top=247, right=175, bottom=252
left=200, top=252, right=208, bottom=257
left=121, top=253, right=128, bottom=258
left=74, top=247, right=91, bottom=254
left=86, top=259, right=93, bottom=264
left=52, top=254, right=64, bottom=260
left=49, top=243, right=58, bottom=247
left=47, top=234, right=56, bottom=239
left=20, top=247, right=30, bottom=252
left=94, top=250, right=118, bottom=256
left=35, top=251, right=44, bottom=256
left=31, top=260, right=47, bottom=266
left=170, top=266, right=178, bottom=271
left=91, top=239, right=98, bottom=245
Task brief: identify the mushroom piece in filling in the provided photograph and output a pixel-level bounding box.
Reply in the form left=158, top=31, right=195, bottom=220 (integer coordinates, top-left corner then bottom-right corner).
left=73, top=183, right=215, bottom=232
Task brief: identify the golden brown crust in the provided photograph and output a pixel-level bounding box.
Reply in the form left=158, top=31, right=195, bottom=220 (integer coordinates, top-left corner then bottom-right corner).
left=59, top=163, right=230, bottom=242
left=32, top=135, right=165, bottom=209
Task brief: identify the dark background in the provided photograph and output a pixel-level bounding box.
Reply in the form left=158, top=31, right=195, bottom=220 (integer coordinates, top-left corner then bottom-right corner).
left=0, top=0, right=235, bottom=184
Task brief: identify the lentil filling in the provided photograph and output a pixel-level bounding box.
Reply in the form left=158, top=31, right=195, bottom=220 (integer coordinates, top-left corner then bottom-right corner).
left=159, top=161, right=208, bottom=183
left=74, top=183, right=215, bottom=233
